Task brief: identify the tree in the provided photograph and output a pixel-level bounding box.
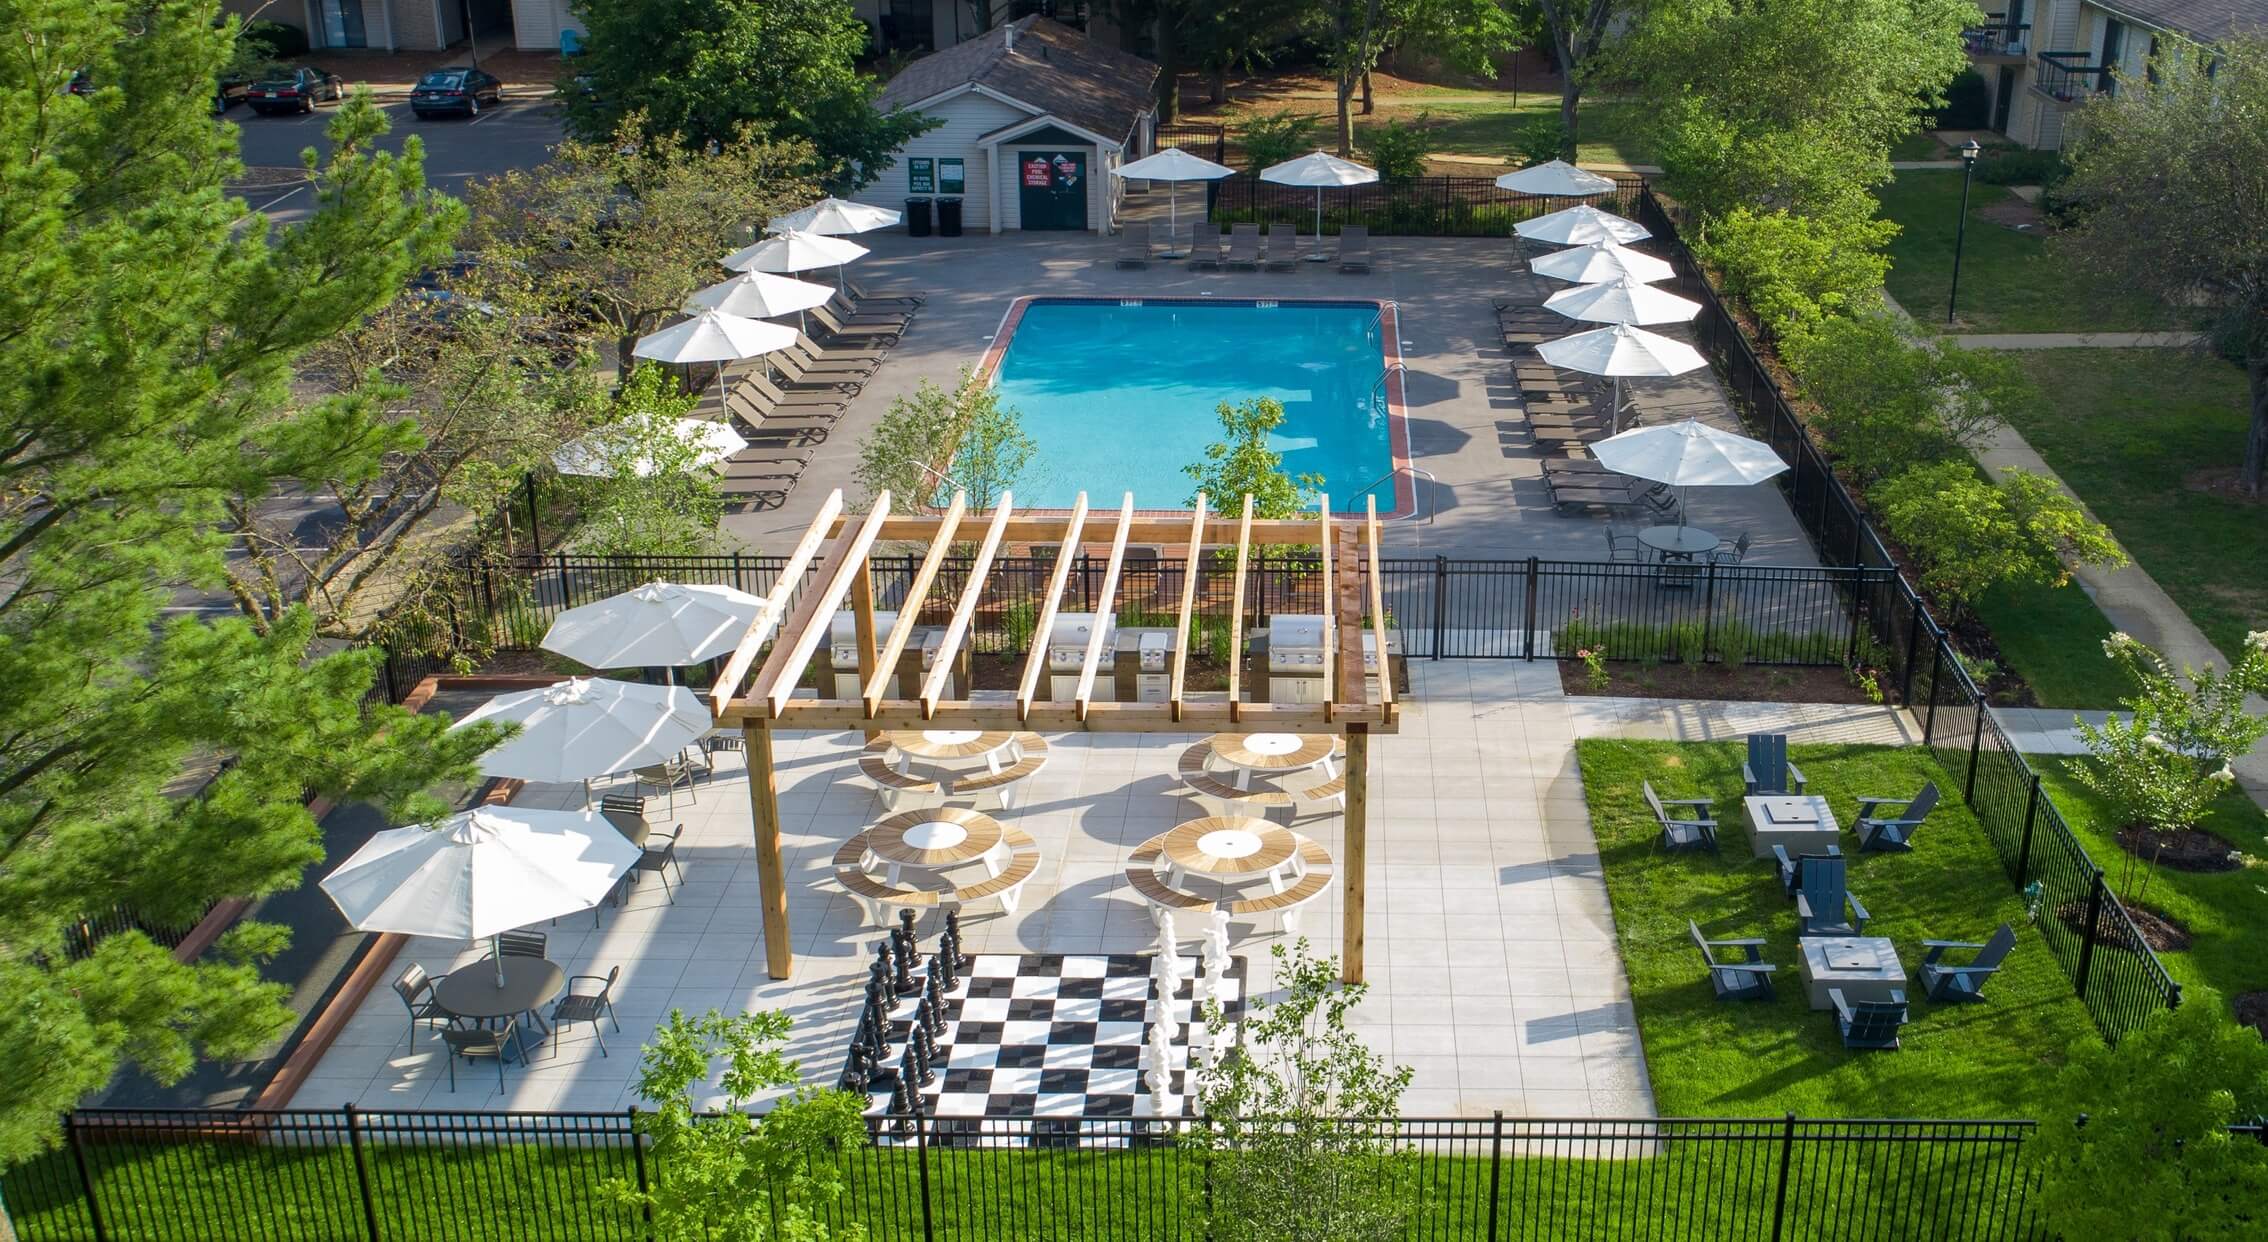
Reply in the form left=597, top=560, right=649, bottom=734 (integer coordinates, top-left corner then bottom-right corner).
left=2055, top=34, right=2268, bottom=494
left=464, top=124, right=819, bottom=369
left=1530, top=0, right=1622, bottom=162
left=1185, top=397, right=1323, bottom=516
left=1189, top=0, right=1306, bottom=106
left=608, top=1008, right=869, bottom=1241
left=1306, top=0, right=1516, bottom=157
left=855, top=371, right=1035, bottom=513
left=564, top=0, right=934, bottom=191
left=1192, top=940, right=1416, bottom=1241
left=569, top=364, right=729, bottom=557
left=1782, top=310, right=2020, bottom=485
left=1694, top=207, right=1899, bottom=341
left=0, top=0, right=498, bottom=1164
left=1873, top=462, right=2125, bottom=623
left=2033, top=993, right=2268, bottom=1240
left=2073, top=631, right=2268, bottom=901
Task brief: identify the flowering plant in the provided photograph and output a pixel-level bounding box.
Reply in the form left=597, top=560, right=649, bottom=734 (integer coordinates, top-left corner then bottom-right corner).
left=1575, top=646, right=1610, bottom=692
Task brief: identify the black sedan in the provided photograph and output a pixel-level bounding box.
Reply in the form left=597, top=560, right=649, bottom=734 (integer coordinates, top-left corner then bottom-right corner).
left=410, top=68, right=502, bottom=119
left=247, top=67, right=344, bottom=115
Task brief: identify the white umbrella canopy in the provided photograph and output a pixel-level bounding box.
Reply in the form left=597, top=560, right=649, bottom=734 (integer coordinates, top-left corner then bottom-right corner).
left=1593, top=418, right=1790, bottom=488
left=769, top=196, right=902, bottom=236
left=551, top=417, right=748, bottom=478
left=1542, top=276, right=1702, bottom=327
left=1118, top=146, right=1237, bottom=251
left=1260, top=150, right=1380, bottom=260
left=1529, top=240, right=1677, bottom=285
left=541, top=580, right=765, bottom=670
left=722, top=229, right=870, bottom=292
left=450, top=677, right=711, bottom=785
left=1495, top=159, right=1618, bottom=197
left=631, top=309, right=796, bottom=365
left=685, top=270, right=835, bottom=322
left=320, top=805, right=638, bottom=982
left=1537, top=323, right=1710, bottom=435
left=1515, top=203, right=1650, bottom=246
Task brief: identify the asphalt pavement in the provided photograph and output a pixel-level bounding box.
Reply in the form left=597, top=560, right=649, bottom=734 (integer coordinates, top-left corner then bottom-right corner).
left=227, top=94, right=565, bottom=226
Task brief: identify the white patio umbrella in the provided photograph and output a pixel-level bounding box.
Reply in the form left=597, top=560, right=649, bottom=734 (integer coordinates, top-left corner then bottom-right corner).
left=1515, top=203, right=1650, bottom=247
left=685, top=270, right=834, bottom=333
left=541, top=580, right=765, bottom=671
left=320, top=805, right=637, bottom=985
left=1494, top=159, right=1618, bottom=197
left=1592, top=418, right=1789, bottom=526
left=1537, top=323, right=1709, bottom=434
left=1542, top=276, right=1701, bottom=328
left=1259, top=150, right=1379, bottom=261
left=768, top=196, right=902, bottom=236
left=1117, top=146, right=1236, bottom=256
left=551, top=417, right=748, bottom=478
left=1529, top=240, right=1676, bottom=285
left=451, top=677, right=710, bottom=792
left=631, top=309, right=796, bottom=406
left=722, top=228, right=870, bottom=289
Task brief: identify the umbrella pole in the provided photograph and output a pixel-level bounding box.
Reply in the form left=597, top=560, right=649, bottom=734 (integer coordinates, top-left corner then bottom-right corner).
left=1169, top=182, right=1179, bottom=254
left=1314, top=189, right=1323, bottom=260
left=493, top=934, right=505, bottom=986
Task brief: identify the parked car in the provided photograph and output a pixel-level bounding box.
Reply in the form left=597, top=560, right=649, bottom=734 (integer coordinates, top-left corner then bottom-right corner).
left=246, top=66, right=344, bottom=115
left=213, top=77, right=249, bottom=113
left=410, top=68, right=502, bottom=118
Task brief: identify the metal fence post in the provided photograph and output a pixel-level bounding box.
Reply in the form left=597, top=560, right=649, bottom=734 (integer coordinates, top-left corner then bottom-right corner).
left=2074, top=869, right=2107, bottom=998
left=343, top=1103, right=381, bottom=1242
left=63, top=1112, right=108, bottom=1242
left=1431, top=555, right=1448, bottom=660
left=556, top=552, right=574, bottom=610
left=1899, top=603, right=1924, bottom=704
left=1769, top=1113, right=1797, bottom=1242
left=914, top=1110, right=936, bottom=1242
left=1701, top=560, right=1719, bottom=658
left=1965, top=708, right=1987, bottom=801
left=2016, top=774, right=2041, bottom=886
left=1486, top=1111, right=1505, bottom=1241
left=1523, top=557, right=1541, bottom=660
left=1921, top=640, right=1945, bottom=745
left=628, top=1106, right=654, bottom=1242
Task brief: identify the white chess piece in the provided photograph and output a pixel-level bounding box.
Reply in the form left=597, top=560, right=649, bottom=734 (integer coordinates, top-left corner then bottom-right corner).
left=1151, top=951, right=1184, bottom=1026
left=1202, top=910, right=1233, bottom=1003
left=1145, top=1018, right=1176, bottom=1114
left=1153, top=914, right=1185, bottom=980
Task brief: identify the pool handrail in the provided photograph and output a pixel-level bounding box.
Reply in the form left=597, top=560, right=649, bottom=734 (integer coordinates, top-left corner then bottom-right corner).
left=1349, top=464, right=1436, bottom=525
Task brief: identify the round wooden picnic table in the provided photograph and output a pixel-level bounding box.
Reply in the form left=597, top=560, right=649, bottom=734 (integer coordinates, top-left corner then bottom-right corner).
left=1160, top=816, right=1299, bottom=881
left=885, top=729, right=1026, bottom=775
left=1204, top=733, right=1341, bottom=790
left=865, top=806, right=1006, bottom=870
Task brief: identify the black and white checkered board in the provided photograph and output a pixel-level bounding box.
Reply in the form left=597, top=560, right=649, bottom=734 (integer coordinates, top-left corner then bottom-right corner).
left=860, top=952, right=1245, bottom=1129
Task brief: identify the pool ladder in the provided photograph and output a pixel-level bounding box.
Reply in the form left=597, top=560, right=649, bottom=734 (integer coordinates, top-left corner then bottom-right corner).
left=1350, top=464, right=1437, bottom=525
left=1369, top=363, right=1406, bottom=415
left=1369, top=301, right=1399, bottom=334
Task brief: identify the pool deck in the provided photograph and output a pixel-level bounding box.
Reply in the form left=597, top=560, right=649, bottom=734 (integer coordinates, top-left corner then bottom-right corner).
left=727, top=230, right=1820, bottom=567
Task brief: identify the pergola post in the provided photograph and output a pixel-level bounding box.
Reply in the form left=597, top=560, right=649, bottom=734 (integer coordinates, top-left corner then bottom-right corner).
left=851, top=557, right=879, bottom=743
left=743, top=721, right=794, bottom=979
left=1342, top=723, right=1370, bottom=984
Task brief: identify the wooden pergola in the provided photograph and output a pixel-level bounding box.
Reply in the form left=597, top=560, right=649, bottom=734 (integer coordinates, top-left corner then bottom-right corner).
left=707, top=488, right=1401, bottom=983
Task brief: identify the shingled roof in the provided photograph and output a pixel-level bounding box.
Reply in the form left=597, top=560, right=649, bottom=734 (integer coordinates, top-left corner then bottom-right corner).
left=2092, top=0, right=2267, bottom=43
left=875, top=17, right=1160, bottom=147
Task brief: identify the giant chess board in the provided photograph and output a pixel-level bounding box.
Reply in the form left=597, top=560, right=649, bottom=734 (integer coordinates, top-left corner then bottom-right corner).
left=856, top=951, right=1246, bottom=1135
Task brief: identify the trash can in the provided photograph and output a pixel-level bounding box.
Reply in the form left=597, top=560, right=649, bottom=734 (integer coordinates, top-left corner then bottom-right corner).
left=937, top=196, right=964, bottom=237
left=905, top=197, right=934, bottom=237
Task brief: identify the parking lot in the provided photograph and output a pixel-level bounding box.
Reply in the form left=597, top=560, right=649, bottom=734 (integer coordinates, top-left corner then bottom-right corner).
left=229, top=94, right=564, bottom=225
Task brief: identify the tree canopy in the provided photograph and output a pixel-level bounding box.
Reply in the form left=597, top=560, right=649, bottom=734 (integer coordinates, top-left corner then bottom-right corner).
left=0, top=0, right=496, bottom=1163
left=564, top=0, right=934, bottom=191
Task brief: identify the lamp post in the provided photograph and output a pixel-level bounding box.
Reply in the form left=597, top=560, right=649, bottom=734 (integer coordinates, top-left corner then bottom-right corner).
left=1946, top=139, right=1983, bottom=326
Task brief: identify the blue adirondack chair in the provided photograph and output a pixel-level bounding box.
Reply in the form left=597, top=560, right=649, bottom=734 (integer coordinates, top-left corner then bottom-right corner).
left=1854, top=782, right=1939, bottom=852
left=1743, top=734, right=1806, bottom=796
left=1772, top=843, right=1842, bottom=899
left=1795, top=854, right=1869, bottom=936
left=1645, top=780, right=1718, bottom=853
left=1918, top=923, right=2017, bottom=1002
left=1830, top=988, right=1907, bottom=1050
left=1688, top=921, right=1776, bottom=1001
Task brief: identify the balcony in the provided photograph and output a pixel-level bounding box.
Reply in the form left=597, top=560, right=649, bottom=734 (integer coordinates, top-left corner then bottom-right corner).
left=1963, top=18, right=2031, bottom=63
left=2035, top=51, right=2113, bottom=103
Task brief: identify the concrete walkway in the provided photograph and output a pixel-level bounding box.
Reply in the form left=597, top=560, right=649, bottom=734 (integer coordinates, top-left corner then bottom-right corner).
left=1567, top=697, right=1921, bottom=746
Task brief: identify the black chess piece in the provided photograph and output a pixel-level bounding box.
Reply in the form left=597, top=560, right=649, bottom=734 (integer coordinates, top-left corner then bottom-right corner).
left=933, top=926, right=961, bottom=991
left=897, top=908, right=925, bottom=968
left=840, top=1043, right=873, bottom=1094
left=874, top=938, right=897, bottom=989
left=943, top=911, right=973, bottom=970
left=891, top=933, right=920, bottom=996
left=890, top=1053, right=920, bottom=1134
left=920, top=972, right=946, bottom=1037
left=859, top=993, right=893, bottom=1060
left=909, top=1025, right=937, bottom=1087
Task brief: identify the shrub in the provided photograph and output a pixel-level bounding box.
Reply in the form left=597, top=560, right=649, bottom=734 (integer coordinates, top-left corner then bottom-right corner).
left=1782, top=310, right=2023, bottom=486
left=1936, top=69, right=1993, bottom=130
left=242, top=18, right=309, bottom=59
left=1874, top=462, right=2125, bottom=623
left=1237, top=110, right=1319, bottom=173
left=1358, top=115, right=1435, bottom=184
left=1693, top=205, right=1897, bottom=339
left=1974, top=148, right=2070, bottom=186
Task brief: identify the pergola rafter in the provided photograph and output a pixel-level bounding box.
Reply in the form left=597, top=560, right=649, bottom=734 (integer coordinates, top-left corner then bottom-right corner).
left=708, top=489, right=1397, bottom=983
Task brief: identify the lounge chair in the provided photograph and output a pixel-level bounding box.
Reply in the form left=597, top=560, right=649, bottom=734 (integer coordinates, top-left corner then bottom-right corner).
left=1829, top=988, right=1907, bottom=1051
left=1854, top=782, right=1939, bottom=852
left=1688, top=921, right=1776, bottom=1001
left=1771, top=843, right=1842, bottom=899
left=1264, top=222, right=1298, bottom=271
left=1643, top=780, right=1718, bottom=853
left=1794, top=853, right=1869, bottom=937
left=844, top=277, right=924, bottom=307
left=1338, top=224, right=1371, bottom=272
left=824, top=287, right=913, bottom=328
left=746, top=374, right=845, bottom=412
left=793, top=330, right=883, bottom=366
left=1743, top=734, right=1807, bottom=796
left=1917, top=923, right=2017, bottom=1002
left=1225, top=222, right=1261, bottom=270
left=1116, top=221, right=1152, bottom=269
left=1186, top=222, right=1223, bottom=269
left=809, top=304, right=900, bottom=344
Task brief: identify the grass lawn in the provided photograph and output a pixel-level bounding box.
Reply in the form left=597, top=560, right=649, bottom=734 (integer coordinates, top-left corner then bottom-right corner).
left=1891, top=130, right=1946, bottom=161
left=2027, top=755, right=2268, bottom=1010
left=1999, top=348, right=2268, bottom=664
left=1203, top=93, right=1656, bottom=169
left=1878, top=172, right=2168, bottom=333
left=1578, top=739, right=2101, bottom=1119
left=1969, top=576, right=2142, bottom=710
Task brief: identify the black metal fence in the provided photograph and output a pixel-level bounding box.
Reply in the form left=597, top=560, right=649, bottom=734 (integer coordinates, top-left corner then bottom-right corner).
left=3, top=1108, right=2045, bottom=1241
left=1210, top=172, right=1648, bottom=238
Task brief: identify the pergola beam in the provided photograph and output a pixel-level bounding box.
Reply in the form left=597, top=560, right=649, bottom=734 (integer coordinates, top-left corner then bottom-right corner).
left=922, top=495, right=1013, bottom=715
left=716, top=697, right=1397, bottom=732
left=1073, top=495, right=1136, bottom=718
left=748, top=491, right=890, bottom=716
left=834, top=514, right=1340, bottom=545
left=708, top=488, right=842, bottom=716
left=1168, top=494, right=1207, bottom=722
left=863, top=492, right=965, bottom=714
left=1014, top=494, right=1088, bottom=720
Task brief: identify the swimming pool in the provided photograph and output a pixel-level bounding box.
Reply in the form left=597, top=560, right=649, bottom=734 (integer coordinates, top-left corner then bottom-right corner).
left=980, top=298, right=1407, bottom=514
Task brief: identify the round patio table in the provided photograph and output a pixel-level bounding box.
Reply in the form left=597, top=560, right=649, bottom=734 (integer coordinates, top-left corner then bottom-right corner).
left=1161, top=816, right=1298, bottom=882
left=1204, top=733, right=1340, bottom=790
left=885, top=729, right=1024, bottom=775
left=434, top=957, right=564, bottom=1028
left=865, top=806, right=1007, bottom=884
left=1638, top=525, right=1718, bottom=559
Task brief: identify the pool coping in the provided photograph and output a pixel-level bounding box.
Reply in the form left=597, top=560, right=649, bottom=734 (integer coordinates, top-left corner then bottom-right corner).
left=972, top=294, right=1416, bottom=520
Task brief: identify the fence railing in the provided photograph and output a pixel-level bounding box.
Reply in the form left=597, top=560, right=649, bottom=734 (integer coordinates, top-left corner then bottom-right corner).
left=2035, top=51, right=2114, bottom=101
left=2, top=1107, right=2045, bottom=1241
left=1209, top=172, right=1648, bottom=238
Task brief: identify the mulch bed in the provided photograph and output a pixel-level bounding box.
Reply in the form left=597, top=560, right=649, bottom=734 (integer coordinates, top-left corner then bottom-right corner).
left=2234, top=991, right=2268, bottom=1040
left=2115, top=825, right=2243, bottom=873
left=1559, top=660, right=1878, bottom=705
left=1977, top=196, right=2044, bottom=232
left=2054, top=898, right=2193, bottom=953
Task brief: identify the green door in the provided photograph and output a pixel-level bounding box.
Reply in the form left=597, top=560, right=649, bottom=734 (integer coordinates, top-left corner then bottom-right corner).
left=1016, top=149, right=1088, bottom=230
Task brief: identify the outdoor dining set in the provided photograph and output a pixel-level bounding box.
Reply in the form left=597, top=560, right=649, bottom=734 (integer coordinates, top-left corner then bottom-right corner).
left=1654, top=734, right=2012, bottom=1051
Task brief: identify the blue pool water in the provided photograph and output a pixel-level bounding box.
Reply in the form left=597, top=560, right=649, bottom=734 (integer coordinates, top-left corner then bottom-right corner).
left=986, top=299, right=1396, bottom=511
